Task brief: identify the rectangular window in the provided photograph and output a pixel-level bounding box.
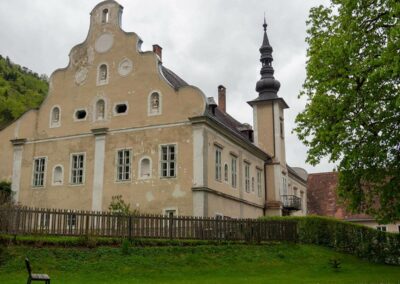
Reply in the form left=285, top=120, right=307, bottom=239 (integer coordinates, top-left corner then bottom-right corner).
left=161, top=145, right=176, bottom=178
left=71, top=153, right=85, bottom=184
left=257, top=169, right=262, bottom=197
left=33, top=157, right=46, bottom=187
left=377, top=226, right=387, bottom=232
left=66, top=214, right=77, bottom=229
left=215, top=146, right=222, bottom=181
left=40, top=213, right=50, bottom=228
left=116, top=149, right=131, bottom=181
left=231, top=156, right=237, bottom=188
left=282, top=176, right=287, bottom=195
left=244, top=162, right=250, bottom=193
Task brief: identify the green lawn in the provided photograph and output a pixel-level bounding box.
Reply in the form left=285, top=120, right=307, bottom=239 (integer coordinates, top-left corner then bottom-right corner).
left=0, top=243, right=399, bottom=283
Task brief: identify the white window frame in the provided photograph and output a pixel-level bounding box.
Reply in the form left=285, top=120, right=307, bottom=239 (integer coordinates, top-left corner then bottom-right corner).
left=244, top=162, right=250, bottom=193
left=282, top=176, right=288, bottom=196
left=32, top=157, right=47, bottom=188
left=97, top=62, right=109, bottom=86
left=257, top=169, right=263, bottom=197
left=139, top=156, right=152, bottom=179
left=40, top=212, right=50, bottom=228
left=52, top=164, right=64, bottom=186
left=49, top=105, right=61, bottom=128
left=113, top=101, right=129, bottom=116
left=66, top=213, right=77, bottom=230
left=94, top=99, right=106, bottom=121
left=69, top=153, right=86, bottom=185
left=231, top=155, right=237, bottom=189
left=148, top=90, right=162, bottom=116
left=215, top=146, right=222, bottom=181
left=160, top=144, right=177, bottom=178
left=115, top=149, right=132, bottom=182
left=163, top=207, right=178, bottom=217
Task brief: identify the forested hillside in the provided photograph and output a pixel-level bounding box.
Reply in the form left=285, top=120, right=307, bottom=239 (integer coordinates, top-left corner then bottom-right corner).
left=0, top=55, right=48, bottom=129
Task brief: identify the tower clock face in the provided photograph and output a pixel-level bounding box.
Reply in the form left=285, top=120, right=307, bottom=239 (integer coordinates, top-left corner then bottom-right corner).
left=75, top=67, right=88, bottom=85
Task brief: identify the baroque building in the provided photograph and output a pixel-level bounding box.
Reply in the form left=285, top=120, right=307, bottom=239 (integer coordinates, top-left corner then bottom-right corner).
left=0, top=0, right=307, bottom=218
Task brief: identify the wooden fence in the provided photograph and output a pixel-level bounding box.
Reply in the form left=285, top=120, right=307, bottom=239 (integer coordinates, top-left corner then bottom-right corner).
left=0, top=207, right=297, bottom=242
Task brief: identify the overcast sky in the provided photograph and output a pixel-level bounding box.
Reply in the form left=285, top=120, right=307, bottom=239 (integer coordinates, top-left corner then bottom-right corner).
left=0, top=0, right=335, bottom=173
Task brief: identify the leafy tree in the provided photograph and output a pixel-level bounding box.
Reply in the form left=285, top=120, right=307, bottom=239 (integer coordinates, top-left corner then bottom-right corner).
left=295, top=0, right=399, bottom=222
left=108, top=195, right=139, bottom=216
left=0, top=181, right=12, bottom=205
left=0, top=55, right=48, bottom=129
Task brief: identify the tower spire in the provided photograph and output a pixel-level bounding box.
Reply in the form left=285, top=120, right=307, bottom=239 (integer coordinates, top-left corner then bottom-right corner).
left=255, top=16, right=280, bottom=98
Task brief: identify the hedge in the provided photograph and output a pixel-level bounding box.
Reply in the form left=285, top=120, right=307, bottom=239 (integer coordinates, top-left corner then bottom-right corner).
left=260, top=215, right=400, bottom=265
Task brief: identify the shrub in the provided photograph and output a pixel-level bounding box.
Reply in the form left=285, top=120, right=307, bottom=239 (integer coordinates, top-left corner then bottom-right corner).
left=121, top=239, right=130, bottom=255
left=260, top=216, right=400, bottom=265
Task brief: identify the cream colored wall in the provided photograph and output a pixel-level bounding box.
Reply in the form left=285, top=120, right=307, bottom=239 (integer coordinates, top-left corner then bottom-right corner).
left=205, top=126, right=265, bottom=216
left=254, top=103, right=274, bottom=157
left=102, top=125, right=194, bottom=216
left=0, top=110, right=39, bottom=182
left=207, top=193, right=263, bottom=219
left=17, top=136, right=95, bottom=209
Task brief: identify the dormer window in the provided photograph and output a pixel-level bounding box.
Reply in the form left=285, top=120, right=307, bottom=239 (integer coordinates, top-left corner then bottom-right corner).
left=102, top=9, right=109, bottom=24
left=98, top=64, right=108, bottom=85
left=50, top=106, right=61, bottom=128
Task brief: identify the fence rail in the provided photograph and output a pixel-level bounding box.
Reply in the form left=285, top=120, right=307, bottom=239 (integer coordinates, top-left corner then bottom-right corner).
left=0, top=207, right=297, bottom=242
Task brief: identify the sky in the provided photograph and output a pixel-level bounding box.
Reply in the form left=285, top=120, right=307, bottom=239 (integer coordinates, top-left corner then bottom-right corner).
left=0, top=0, right=335, bottom=173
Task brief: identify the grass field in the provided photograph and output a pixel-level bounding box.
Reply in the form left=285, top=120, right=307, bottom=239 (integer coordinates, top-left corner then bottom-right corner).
left=0, top=243, right=399, bottom=283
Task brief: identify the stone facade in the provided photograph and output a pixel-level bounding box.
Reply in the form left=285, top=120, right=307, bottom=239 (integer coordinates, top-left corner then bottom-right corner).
left=0, top=0, right=307, bottom=218
left=308, top=172, right=400, bottom=233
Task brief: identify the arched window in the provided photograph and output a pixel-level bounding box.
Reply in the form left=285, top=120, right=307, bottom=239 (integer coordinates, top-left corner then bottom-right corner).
left=224, top=164, right=228, bottom=182
left=149, top=92, right=161, bottom=115
left=98, top=64, right=108, bottom=85
left=102, top=9, right=109, bottom=23
left=139, top=157, right=151, bottom=179
left=53, top=165, right=63, bottom=185
left=50, top=106, right=60, bottom=127
left=96, top=99, right=105, bottom=120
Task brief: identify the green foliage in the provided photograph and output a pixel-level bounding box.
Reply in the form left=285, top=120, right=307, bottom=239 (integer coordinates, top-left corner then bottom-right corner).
left=0, top=244, right=10, bottom=267
left=329, top=257, right=342, bottom=272
left=120, top=239, right=130, bottom=255
left=260, top=216, right=400, bottom=265
left=0, top=181, right=12, bottom=205
left=108, top=195, right=139, bottom=216
left=0, top=55, right=48, bottom=129
left=295, top=0, right=400, bottom=222
left=1, top=244, right=400, bottom=283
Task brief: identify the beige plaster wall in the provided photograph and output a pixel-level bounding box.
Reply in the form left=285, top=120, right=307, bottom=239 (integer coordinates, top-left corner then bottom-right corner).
left=205, top=126, right=265, bottom=210
left=207, top=193, right=263, bottom=219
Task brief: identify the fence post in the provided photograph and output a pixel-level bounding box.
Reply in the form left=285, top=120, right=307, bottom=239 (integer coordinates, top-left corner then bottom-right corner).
left=128, top=215, right=132, bottom=240
left=85, top=214, right=90, bottom=236
left=169, top=214, right=173, bottom=240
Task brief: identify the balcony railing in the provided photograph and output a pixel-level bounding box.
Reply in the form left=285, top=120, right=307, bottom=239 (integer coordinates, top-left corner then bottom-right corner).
left=281, top=195, right=302, bottom=211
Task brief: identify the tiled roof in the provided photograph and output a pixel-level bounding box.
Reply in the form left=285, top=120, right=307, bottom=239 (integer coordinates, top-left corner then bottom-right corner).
left=161, top=66, right=189, bottom=90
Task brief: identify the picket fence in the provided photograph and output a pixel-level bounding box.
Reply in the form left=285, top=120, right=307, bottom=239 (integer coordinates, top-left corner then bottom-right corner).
left=0, top=207, right=297, bottom=242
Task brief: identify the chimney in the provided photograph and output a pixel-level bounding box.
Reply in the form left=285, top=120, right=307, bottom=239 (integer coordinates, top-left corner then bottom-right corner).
left=218, top=85, right=226, bottom=112
left=152, top=44, right=162, bottom=61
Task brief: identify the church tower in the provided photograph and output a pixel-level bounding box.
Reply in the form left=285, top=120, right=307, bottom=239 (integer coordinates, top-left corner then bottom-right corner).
left=248, top=18, right=289, bottom=215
